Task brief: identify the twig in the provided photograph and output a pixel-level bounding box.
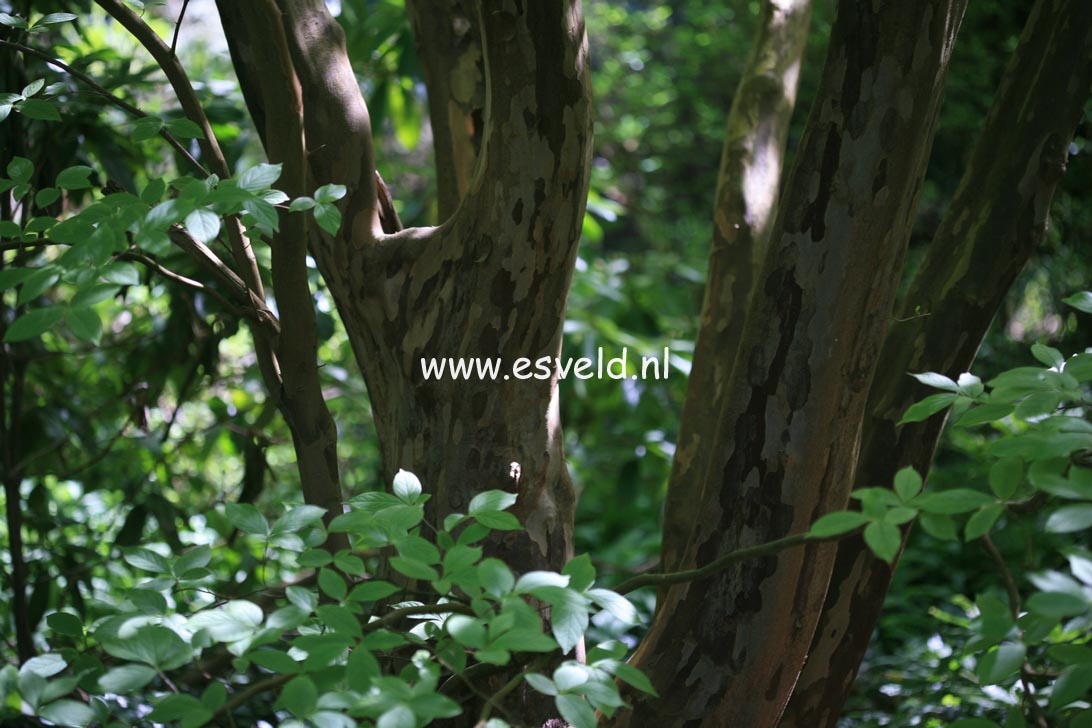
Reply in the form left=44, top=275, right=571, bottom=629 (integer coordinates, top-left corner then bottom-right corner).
left=614, top=531, right=838, bottom=594
left=0, top=38, right=207, bottom=176
left=982, top=534, right=1047, bottom=728
left=170, top=0, right=191, bottom=56
left=479, top=654, right=549, bottom=723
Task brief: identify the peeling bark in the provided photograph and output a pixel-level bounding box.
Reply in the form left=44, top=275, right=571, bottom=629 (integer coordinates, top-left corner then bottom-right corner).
left=784, top=2, right=1092, bottom=723
left=627, top=1, right=967, bottom=725
left=661, top=0, right=813, bottom=574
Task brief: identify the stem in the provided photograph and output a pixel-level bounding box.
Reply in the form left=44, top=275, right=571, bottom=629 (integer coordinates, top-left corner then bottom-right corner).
left=982, top=533, right=1047, bottom=728
left=170, top=0, right=191, bottom=56
left=479, top=654, right=548, bottom=723
left=0, top=38, right=206, bottom=176
left=615, top=531, right=835, bottom=595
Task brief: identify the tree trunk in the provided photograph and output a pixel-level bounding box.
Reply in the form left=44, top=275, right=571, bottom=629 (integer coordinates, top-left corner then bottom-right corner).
left=660, top=0, right=812, bottom=573
left=405, top=0, right=485, bottom=221
left=784, top=1, right=1092, bottom=722
left=219, top=0, right=592, bottom=577
left=626, top=1, right=966, bottom=725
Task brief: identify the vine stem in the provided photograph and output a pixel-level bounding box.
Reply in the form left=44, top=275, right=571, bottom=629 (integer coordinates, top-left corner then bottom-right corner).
left=614, top=530, right=844, bottom=595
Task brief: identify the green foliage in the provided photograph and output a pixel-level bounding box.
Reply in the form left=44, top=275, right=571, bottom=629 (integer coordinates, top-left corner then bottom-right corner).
left=0, top=471, right=649, bottom=726
left=838, top=294, right=1092, bottom=724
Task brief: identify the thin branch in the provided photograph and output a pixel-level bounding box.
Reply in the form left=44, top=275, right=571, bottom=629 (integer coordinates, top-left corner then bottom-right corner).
left=170, top=0, right=191, bottom=57
left=615, top=531, right=841, bottom=595
left=118, top=250, right=245, bottom=319
left=93, top=0, right=280, bottom=394
left=0, top=38, right=206, bottom=176
left=479, top=654, right=548, bottom=724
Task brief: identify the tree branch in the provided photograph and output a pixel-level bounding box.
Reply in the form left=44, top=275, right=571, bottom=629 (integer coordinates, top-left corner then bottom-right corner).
left=0, top=38, right=206, bottom=176
left=94, top=0, right=280, bottom=393
left=789, top=0, right=1092, bottom=721
left=616, top=530, right=840, bottom=595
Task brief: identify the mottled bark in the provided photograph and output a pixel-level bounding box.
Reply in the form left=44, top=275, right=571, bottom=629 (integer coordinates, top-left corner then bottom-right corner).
left=784, top=1, right=1092, bottom=723
left=219, top=1, right=591, bottom=576
left=627, top=1, right=966, bottom=725
left=661, top=0, right=813, bottom=574
left=340, top=1, right=593, bottom=574
left=405, top=0, right=485, bottom=220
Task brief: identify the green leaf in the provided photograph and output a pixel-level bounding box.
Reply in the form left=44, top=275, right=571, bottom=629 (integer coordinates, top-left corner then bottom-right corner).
left=102, top=625, right=192, bottom=670
left=957, top=403, right=1014, bottom=427
left=556, top=694, right=596, bottom=728
left=188, top=600, right=264, bottom=642
left=1050, top=664, right=1092, bottom=711
left=913, top=489, right=994, bottom=515
left=38, top=699, right=96, bottom=727
left=165, top=118, right=204, bottom=139
left=918, top=513, right=959, bottom=541
left=392, top=469, right=423, bottom=503
left=97, top=664, right=157, bottom=694
left=18, top=98, right=61, bottom=121
left=5, top=307, right=63, bottom=342
left=554, top=662, right=590, bottom=691
left=346, top=648, right=380, bottom=691
left=22, top=654, right=65, bottom=678
left=515, top=571, right=570, bottom=593
left=863, top=521, right=901, bottom=564
left=1046, top=505, right=1092, bottom=534
left=899, top=392, right=957, bottom=424
left=7, top=156, right=33, bottom=184
left=318, top=568, right=347, bottom=601
left=239, top=163, right=282, bottom=192
left=1027, top=591, right=1088, bottom=619
left=46, top=612, right=82, bottom=638
left=470, top=490, right=518, bottom=514
left=587, top=588, right=637, bottom=624
left=289, top=196, right=316, bottom=212
left=377, top=704, right=416, bottom=728
left=271, top=505, right=326, bottom=536
left=474, top=510, right=522, bottom=530
left=563, top=554, right=596, bottom=592
left=395, top=536, right=441, bottom=565
left=314, top=183, right=347, bottom=203
left=149, top=694, right=204, bottom=722
left=893, top=467, right=922, bottom=501
left=123, top=547, right=170, bottom=574
left=275, top=675, right=317, bottom=718
left=0, top=13, right=30, bottom=29
left=446, top=614, right=487, bottom=648
left=1063, top=291, right=1092, bottom=314
left=478, top=558, right=515, bottom=596
left=525, top=673, right=558, bottom=696
left=313, top=202, right=341, bottom=235
left=909, top=371, right=960, bottom=392
left=56, top=166, right=93, bottom=190
left=546, top=589, right=590, bottom=654
left=1031, top=343, right=1065, bottom=368
left=614, top=662, right=658, bottom=695
left=185, top=207, right=221, bottom=243
left=285, top=585, right=317, bottom=612
left=989, top=459, right=1023, bottom=500
left=389, top=556, right=439, bottom=581
left=66, top=307, right=102, bottom=344
left=965, top=504, right=1004, bottom=541
left=348, top=580, right=399, bottom=602
left=34, top=12, right=78, bottom=26
left=132, top=116, right=164, bottom=142
left=225, top=503, right=269, bottom=536
left=976, top=642, right=1026, bottom=685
